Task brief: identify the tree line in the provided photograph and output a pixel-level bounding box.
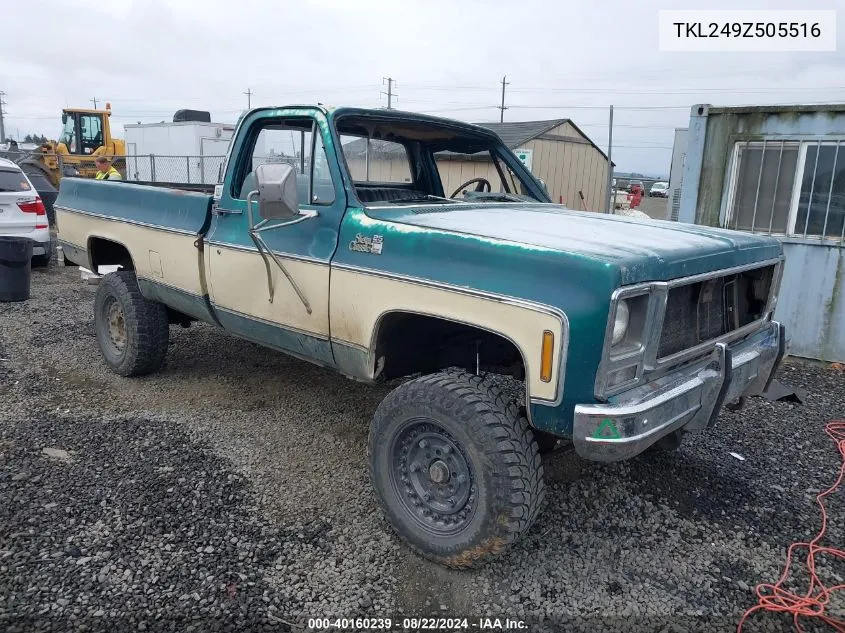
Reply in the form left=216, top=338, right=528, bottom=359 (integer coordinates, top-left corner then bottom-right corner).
left=3, top=133, right=50, bottom=144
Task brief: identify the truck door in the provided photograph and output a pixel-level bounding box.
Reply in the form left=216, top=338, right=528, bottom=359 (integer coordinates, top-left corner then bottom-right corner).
left=205, top=109, right=346, bottom=365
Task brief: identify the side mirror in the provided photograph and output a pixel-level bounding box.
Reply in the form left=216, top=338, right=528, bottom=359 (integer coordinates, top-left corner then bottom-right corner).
left=255, top=163, right=298, bottom=220
left=61, top=113, right=68, bottom=124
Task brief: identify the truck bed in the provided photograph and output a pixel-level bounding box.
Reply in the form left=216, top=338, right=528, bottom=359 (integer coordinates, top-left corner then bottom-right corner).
left=55, top=177, right=216, bottom=324
left=127, top=181, right=217, bottom=195
left=56, top=177, right=213, bottom=235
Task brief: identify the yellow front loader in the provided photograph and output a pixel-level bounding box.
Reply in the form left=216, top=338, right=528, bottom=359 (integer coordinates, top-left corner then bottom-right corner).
left=16, top=103, right=126, bottom=218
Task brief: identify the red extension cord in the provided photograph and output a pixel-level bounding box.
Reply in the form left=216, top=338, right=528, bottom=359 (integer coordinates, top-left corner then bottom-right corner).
left=738, top=421, right=845, bottom=632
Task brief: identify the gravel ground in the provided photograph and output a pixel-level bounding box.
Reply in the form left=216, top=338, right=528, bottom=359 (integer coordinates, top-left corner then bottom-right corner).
left=639, top=196, right=669, bottom=220
left=1, top=262, right=844, bottom=632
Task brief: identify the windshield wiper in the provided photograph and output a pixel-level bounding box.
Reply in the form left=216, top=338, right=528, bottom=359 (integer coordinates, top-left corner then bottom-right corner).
left=387, top=195, right=468, bottom=204
left=468, top=192, right=530, bottom=203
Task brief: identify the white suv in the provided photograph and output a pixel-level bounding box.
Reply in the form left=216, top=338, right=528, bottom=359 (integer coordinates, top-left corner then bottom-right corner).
left=0, top=157, right=53, bottom=266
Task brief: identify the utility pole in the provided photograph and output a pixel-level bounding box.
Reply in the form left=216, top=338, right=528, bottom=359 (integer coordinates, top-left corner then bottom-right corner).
left=91, top=97, right=98, bottom=109
left=498, top=75, right=509, bottom=122
left=0, top=92, right=6, bottom=142
left=381, top=77, right=397, bottom=109
left=605, top=105, right=614, bottom=214
left=244, top=88, right=252, bottom=109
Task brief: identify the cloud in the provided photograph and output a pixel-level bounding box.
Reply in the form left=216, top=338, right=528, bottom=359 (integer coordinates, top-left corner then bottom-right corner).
left=1, top=0, right=843, bottom=174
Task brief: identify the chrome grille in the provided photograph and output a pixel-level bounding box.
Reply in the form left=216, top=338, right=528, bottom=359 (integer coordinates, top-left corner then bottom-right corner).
left=657, top=264, right=775, bottom=358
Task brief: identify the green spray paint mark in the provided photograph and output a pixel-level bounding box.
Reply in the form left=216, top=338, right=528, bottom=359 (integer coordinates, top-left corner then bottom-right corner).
left=593, top=418, right=621, bottom=440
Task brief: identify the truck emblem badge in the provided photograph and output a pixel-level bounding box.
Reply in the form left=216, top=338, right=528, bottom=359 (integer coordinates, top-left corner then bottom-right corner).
left=349, top=233, right=383, bottom=255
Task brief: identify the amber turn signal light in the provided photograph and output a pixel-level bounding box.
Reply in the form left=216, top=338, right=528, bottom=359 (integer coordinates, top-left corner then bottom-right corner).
left=540, top=330, right=554, bottom=383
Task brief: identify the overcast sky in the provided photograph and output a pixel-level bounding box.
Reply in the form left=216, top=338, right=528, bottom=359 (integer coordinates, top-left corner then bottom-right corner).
left=1, top=0, right=843, bottom=176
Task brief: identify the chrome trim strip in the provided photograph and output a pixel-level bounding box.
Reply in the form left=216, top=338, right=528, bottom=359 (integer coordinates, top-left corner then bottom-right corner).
left=656, top=257, right=783, bottom=292
left=331, top=262, right=568, bottom=320
left=656, top=318, right=768, bottom=370
left=213, top=306, right=329, bottom=342
left=54, top=205, right=199, bottom=237
left=136, top=276, right=204, bottom=299
left=330, top=338, right=370, bottom=353
left=205, top=240, right=326, bottom=265
left=331, top=262, right=569, bottom=409
left=57, top=237, right=85, bottom=252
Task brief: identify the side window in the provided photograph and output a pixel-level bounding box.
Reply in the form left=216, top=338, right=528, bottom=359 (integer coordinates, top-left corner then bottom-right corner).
left=79, top=115, right=103, bottom=154
left=339, top=136, right=413, bottom=184
left=235, top=118, right=335, bottom=205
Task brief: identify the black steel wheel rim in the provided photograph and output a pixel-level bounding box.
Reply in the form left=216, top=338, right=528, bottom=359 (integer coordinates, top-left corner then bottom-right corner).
left=390, top=418, right=476, bottom=536
left=100, top=295, right=127, bottom=357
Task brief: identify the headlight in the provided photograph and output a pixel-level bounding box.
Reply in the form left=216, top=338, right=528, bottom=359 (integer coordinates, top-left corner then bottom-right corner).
left=611, top=299, right=630, bottom=345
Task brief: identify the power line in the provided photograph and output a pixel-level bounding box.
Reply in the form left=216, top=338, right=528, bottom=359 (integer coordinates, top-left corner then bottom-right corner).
left=577, top=123, right=684, bottom=130
left=419, top=107, right=497, bottom=114
left=506, top=86, right=845, bottom=95
left=405, top=84, right=845, bottom=94
left=512, top=105, right=692, bottom=111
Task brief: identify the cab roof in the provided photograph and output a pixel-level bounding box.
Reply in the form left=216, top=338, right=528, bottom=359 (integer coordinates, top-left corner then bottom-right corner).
left=243, top=105, right=503, bottom=144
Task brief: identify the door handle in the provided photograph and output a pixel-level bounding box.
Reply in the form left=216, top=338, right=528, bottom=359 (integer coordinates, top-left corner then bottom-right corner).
left=213, top=206, right=243, bottom=216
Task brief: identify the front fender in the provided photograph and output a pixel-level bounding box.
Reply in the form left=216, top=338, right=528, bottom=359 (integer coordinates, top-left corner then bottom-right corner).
left=328, top=264, right=569, bottom=407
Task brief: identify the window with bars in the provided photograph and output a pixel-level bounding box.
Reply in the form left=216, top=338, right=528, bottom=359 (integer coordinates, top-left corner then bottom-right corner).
left=726, top=139, right=845, bottom=241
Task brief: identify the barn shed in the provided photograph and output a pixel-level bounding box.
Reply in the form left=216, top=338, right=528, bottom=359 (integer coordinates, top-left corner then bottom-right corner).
left=474, top=119, right=611, bottom=210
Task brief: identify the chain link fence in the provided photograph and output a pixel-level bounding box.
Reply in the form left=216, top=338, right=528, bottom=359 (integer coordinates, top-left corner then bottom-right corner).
left=0, top=149, right=227, bottom=187
left=122, top=154, right=227, bottom=186
left=0, top=149, right=48, bottom=168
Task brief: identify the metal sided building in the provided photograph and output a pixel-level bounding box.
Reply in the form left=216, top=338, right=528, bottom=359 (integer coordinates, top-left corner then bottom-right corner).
left=666, top=128, right=689, bottom=222
left=678, top=103, right=845, bottom=363
left=475, top=120, right=611, bottom=211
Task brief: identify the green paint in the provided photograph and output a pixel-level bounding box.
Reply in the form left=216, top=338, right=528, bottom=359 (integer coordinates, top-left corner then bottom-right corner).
left=592, top=418, right=621, bottom=440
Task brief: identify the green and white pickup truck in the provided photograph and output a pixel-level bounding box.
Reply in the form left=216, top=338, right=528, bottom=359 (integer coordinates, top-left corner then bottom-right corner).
left=55, top=105, right=786, bottom=568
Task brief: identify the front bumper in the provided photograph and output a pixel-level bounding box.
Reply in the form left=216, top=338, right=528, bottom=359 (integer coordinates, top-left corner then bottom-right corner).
left=573, top=320, right=785, bottom=462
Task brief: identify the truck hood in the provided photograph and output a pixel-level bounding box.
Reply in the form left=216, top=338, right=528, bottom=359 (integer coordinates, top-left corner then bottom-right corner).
left=367, top=203, right=783, bottom=284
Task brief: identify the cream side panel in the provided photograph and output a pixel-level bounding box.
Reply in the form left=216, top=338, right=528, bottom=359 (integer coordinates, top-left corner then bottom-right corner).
left=58, top=211, right=202, bottom=295
left=330, top=269, right=563, bottom=401
left=208, top=246, right=330, bottom=336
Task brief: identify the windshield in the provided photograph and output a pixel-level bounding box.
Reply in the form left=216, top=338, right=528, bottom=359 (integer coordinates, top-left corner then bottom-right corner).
left=335, top=115, right=545, bottom=206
